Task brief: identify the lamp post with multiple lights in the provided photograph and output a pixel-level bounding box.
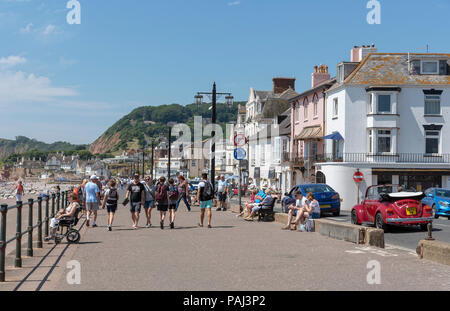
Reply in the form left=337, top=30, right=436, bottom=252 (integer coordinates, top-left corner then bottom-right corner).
left=194, top=83, right=234, bottom=189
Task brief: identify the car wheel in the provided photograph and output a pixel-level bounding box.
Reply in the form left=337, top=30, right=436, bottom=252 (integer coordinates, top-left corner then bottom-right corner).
left=432, top=205, right=439, bottom=219
left=351, top=210, right=360, bottom=225
left=333, top=209, right=341, bottom=217
left=375, top=213, right=387, bottom=231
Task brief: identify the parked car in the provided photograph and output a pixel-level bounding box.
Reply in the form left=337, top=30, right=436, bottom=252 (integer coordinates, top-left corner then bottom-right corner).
left=189, top=180, right=200, bottom=191
left=351, top=184, right=434, bottom=231
left=283, top=184, right=341, bottom=216
left=422, top=188, right=450, bottom=220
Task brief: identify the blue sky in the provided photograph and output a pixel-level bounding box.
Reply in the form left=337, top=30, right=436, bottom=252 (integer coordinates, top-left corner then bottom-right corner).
left=1, top=0, right=449, bottom=144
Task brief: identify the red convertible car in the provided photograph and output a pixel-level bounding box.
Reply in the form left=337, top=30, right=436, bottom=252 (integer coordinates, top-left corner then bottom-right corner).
left=351, top=185, right=434, bottom=231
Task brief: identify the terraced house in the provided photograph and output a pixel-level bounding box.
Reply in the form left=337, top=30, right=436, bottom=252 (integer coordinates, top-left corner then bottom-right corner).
left=317, top=47, right=450, bottom=209
left=289, top=64, right=336, bottom=186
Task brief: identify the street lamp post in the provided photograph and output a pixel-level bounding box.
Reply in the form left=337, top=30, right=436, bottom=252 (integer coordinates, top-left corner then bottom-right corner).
left=195, top=83, right=234, bottom=189
left=167, top=122, right=176, bottom=181
left=142, top=151, right=145, bottom=177
left=151, top=140, right=155, bottom=180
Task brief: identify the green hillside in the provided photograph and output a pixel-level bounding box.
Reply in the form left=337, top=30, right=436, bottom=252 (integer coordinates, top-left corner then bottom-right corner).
left=0, top=136, right=86, bottom=161
left=90, top=101, right=244, bottom=154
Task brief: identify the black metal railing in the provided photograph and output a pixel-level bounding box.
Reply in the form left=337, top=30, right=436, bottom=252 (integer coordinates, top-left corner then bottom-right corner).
left=0, top=190, right=69, bottom=282
left=289, top=153, right=450, bottom=165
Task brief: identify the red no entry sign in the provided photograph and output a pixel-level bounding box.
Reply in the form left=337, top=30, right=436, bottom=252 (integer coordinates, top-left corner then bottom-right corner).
left=353, top=171, right=364, bottom=183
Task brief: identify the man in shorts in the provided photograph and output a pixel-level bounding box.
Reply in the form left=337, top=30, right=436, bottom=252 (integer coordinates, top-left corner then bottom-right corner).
left=216, top=175, right=229, bottom=211
left=84, top=175, right=101, bottom=227
left=282, top=191, right=308, bottom=230
left=197, top=173, right=214, bottom=228
left=126, top=174, right=146, bottom=230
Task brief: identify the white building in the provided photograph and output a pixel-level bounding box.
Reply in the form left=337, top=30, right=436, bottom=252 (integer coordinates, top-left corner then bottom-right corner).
left=85, top=160, right=110, bottom=178
left=244, top=78, right=298, bottom=189
left=318, top=48, right=450, bottom=210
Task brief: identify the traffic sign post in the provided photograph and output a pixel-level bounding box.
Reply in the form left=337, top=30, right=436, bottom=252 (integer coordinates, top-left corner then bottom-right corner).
left=234, top=134, right=248, bottom=148
left=353, top=170, right=364, bottom=204
left=234, top=148, right=247, bottom=161
left=233, top=137, right=248, bottom=212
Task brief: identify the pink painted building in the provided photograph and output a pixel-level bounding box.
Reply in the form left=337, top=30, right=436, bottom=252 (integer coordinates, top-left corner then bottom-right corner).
left=290, top=65, right=336, bottom=184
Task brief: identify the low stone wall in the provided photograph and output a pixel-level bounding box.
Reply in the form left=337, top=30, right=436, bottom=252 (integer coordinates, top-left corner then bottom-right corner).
left=273, top=213, right=384, bottom=248
left=417, top=240, right=450, bottom=266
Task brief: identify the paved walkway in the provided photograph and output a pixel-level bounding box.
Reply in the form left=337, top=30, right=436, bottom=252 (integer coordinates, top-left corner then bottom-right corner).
left=3, top=203, right=450, bottom=291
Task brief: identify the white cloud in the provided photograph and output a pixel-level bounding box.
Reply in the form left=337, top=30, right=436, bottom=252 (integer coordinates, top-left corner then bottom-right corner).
left=43, top=24, right=57, bottom=35
left=20, top=22, right=33, bottom=33
left=0, top=71, right=78, bottom=105
left=0, top=55, right=27, bottom=69
left=228, top=1, right=241, bottom=6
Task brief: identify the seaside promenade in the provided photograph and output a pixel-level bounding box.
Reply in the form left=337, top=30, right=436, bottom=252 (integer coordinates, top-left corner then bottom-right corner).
left=1, top=190, right=450, bottom=291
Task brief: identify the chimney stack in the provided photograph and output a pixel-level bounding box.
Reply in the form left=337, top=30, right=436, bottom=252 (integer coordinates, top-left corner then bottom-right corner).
left=351, top=44, right=377, bottom=62
left=311, top=64, right=330, bottom=88
left=273, top=77, right=296, bottom=94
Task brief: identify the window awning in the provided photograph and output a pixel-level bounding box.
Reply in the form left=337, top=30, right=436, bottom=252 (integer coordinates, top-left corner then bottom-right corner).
left=295, top=126, right=323, bottom=140
left=322, top=132, right=344, bottom=141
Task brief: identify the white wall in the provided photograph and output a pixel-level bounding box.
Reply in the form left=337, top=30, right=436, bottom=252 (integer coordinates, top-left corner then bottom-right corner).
left=318, top=164, right=373, bottom=211
left=325, top=88, right=347, bottom=153
left=398, top=87, right=450, bottom=154
left=328, top=86, right=450, bottom=155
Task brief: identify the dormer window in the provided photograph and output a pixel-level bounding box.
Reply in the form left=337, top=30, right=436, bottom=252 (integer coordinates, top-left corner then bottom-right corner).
left=411, top=59, right=449, bottom=75
left=421, top=60, right=439, bottom=75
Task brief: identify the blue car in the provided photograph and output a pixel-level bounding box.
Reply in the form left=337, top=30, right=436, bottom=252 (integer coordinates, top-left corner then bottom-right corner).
left=422, top=188, right=450, bottom=220
left=283, top=184, right=341, bottom=216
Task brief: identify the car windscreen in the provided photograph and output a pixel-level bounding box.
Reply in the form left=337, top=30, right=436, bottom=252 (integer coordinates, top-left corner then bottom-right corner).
left=302, top=185, right=334, bottom=193
left=436, top=189, right=450, bottom=198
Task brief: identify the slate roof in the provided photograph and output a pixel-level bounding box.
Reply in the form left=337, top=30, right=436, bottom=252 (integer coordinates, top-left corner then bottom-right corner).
left=278, top=108, right=291, bottom=136
left=346, top=53, right=450, bottom=86
left=251, top=87, right=299, bottom=120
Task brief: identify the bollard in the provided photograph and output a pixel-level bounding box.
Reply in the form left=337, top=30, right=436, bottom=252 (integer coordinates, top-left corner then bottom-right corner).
left=27, top=199, right=34, bottom=257
left=0, top=204, right=7, bottom=282
left=61, top=192, right=65, bottom=210
left=15, top=201, right=23, bottom=268
left=56, top=193, right=60, bottom=216
left=425, top=220, right=435, bottom=241
left=37, top=197, right=43, bottom=249
left=51, top=194, right=56, bottom=218
left=45, top=196, right=49, bottom=238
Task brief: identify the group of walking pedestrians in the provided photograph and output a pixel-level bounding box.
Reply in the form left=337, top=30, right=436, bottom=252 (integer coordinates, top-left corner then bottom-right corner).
left=71, top=172, right=218, bottom=231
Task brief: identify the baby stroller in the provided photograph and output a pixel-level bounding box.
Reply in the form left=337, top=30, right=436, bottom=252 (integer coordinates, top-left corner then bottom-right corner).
left=53, top=207, right=82, bottom=244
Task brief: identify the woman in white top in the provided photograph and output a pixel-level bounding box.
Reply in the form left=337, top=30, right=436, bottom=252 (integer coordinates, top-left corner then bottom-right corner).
left=45, top=192, right=79, bottom=240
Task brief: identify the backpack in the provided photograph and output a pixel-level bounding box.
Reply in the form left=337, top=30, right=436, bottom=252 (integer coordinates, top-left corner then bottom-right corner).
left=200, top=181, right=214, bottom=201
left=155, top=184, right=167, bottom=202
left=106, top=188, right=118, bottom=206
left=73, top=186, right=82, bottom=202
left=168, top=185, right=179, bottom=200
left=300, top=219, right=315, bottom=232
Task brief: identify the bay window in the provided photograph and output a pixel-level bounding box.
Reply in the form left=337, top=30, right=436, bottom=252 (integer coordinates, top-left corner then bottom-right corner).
left=377, top=95, right=391, bottom=113
left=377, top=130, right=392, bottom=154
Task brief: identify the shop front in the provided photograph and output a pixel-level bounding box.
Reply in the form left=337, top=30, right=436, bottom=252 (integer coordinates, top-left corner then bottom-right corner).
left=372, top=169, right=448, bottom=192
